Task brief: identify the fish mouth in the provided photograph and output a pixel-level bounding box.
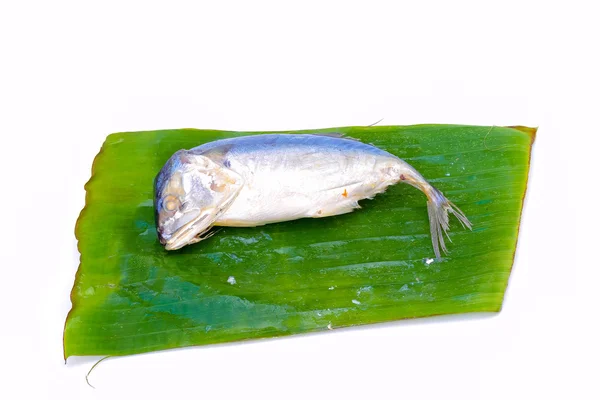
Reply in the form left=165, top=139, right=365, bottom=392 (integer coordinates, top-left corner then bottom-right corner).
left=163, top=211, right=214, bottom=250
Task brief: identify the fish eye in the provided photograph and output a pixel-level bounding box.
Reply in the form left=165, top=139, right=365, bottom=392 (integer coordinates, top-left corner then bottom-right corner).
left=162, top=195, right=180, bottom=212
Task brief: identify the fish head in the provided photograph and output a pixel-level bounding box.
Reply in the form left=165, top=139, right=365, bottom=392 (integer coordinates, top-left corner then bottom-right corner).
left=154, top=150, right=242, bottom=250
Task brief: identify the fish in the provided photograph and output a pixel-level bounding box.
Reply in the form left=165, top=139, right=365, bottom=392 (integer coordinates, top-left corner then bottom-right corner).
left=154, top=133, right=472, bottom=259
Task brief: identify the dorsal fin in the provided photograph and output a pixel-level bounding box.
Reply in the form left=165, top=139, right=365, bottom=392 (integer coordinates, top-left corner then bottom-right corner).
left=311, top=132, right=362, bottom=142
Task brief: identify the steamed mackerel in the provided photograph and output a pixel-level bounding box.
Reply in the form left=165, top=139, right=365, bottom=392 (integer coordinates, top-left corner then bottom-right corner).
left=154, top=134, right=472, bottom=258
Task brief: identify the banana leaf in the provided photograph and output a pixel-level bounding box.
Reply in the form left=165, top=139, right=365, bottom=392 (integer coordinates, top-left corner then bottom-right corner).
left=64, top=124, right=535, bottom=359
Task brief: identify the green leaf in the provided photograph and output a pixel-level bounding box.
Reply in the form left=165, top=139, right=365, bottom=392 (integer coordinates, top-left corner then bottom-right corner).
left=64, top=124, right=535, bottom=359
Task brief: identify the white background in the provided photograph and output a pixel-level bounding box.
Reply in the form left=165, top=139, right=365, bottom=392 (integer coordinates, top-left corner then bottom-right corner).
left=1, top=1, right=598, bottom=399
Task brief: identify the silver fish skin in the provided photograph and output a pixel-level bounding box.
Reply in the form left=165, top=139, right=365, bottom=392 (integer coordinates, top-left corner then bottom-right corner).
left=154, top=133, right=472, bottom=258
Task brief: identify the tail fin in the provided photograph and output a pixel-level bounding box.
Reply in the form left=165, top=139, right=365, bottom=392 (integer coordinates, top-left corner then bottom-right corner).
left=425, top=186, right=472, bottom=260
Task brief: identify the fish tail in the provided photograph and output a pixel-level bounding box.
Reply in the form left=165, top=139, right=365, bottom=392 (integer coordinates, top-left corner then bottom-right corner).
left=423, top=185, right=472, bottom=260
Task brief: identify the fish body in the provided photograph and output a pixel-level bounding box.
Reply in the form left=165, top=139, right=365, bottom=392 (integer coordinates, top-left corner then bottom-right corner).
left=154, top=134, right=471, bottom=258
left=202, top=134, right=400, bottom=226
